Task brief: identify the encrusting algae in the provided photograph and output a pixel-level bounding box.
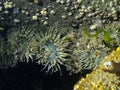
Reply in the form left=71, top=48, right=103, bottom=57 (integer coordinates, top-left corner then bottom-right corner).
left=73, top=46, right=120, bottom=90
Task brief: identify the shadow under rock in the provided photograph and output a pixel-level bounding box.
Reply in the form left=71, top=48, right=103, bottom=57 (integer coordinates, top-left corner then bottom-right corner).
left=0, top=62, right=92, bottom=90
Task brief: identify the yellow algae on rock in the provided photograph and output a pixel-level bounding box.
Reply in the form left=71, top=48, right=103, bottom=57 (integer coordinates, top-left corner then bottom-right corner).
left=116, top=46, right=120, bottom=51
left=73, top=47, right=120, bottom=90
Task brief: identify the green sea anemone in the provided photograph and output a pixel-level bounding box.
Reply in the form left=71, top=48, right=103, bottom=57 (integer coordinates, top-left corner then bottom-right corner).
left=7, top=27, right=36, bottom=63
left=35, top=27, right=71, bottom=74
left=65, top=30, right=110, bottom=74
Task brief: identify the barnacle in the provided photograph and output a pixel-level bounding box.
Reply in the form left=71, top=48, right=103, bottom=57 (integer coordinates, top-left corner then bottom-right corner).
left=35, top=27, right=71, bottom=74
left=7, top=27, right=36, bottom=63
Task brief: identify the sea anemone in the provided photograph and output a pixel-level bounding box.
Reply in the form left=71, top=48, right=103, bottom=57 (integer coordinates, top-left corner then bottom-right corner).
left=65, top=30, right=110, bottom=74
left=7, top=27, right=36, bottom=63
left=35, top=27, right=71, bottom=74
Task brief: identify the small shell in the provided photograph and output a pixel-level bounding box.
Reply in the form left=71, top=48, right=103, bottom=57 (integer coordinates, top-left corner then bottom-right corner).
left=32, top=15, right=38, bottom=20
left=104, top=61, right=112, bottom=68
left=43, top=21, right=48, bottom=25
left=50, top=10, right=55, bottom=15
left=60, top=0, right=65, bottom=4
left=90, top=24, right=97, bottom=30
left=34, top=0, right=39, bottom=4
left=56, top=0, right=60, bottom=3
left=41, top=8, right=47, bottom=16
left=61, top=15, right=67, bottom=19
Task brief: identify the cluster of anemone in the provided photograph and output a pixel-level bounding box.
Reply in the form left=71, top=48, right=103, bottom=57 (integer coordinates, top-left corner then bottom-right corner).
left=0, top=0, right=120, bottom=76
left=1, top=21, right=120, bottom=74
left=1, top=24, right=117, bottom=74
left=6, top=26, right=73, bottom=74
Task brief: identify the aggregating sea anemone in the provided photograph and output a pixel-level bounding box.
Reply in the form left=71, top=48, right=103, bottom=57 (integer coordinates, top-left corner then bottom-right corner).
left=65, top=30, right=110, bottom=74
left=35, top=27, right=72, bottom=74
left=7, top=27, right=36, bottom=63
left=0, top=0, right=120, bottom=76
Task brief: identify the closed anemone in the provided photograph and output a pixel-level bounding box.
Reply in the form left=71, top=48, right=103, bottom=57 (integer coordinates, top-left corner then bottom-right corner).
left=36, top=27, right=71, bottom=74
